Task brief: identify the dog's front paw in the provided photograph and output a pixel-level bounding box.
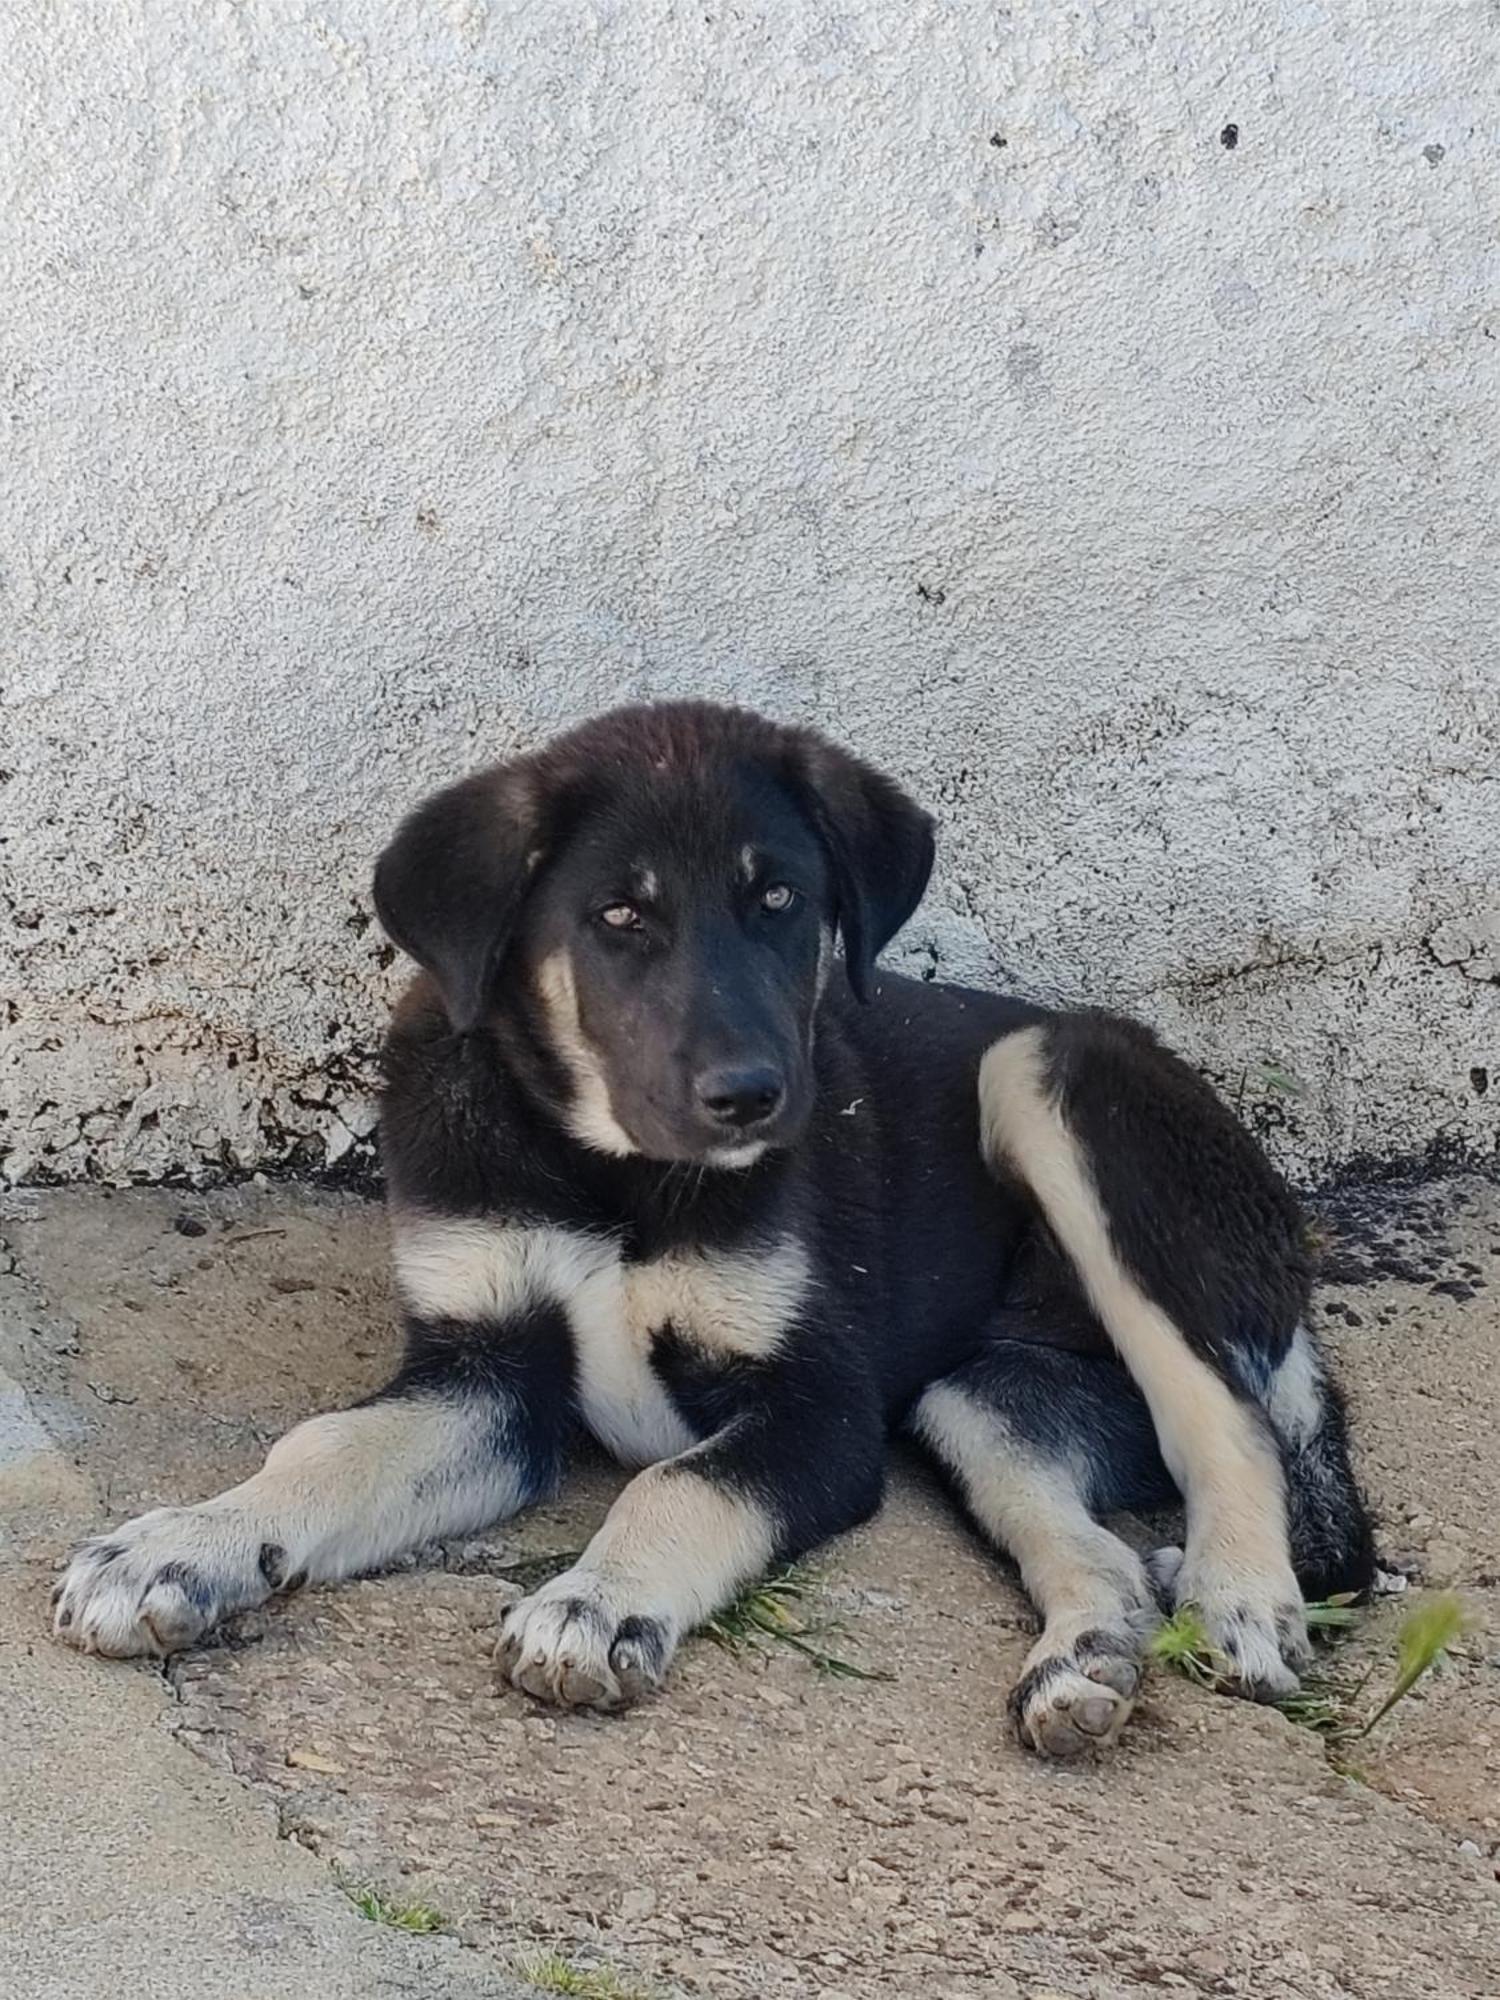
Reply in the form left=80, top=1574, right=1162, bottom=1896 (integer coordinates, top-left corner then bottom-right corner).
left=1010, top=1627, right=1145, bottom=1757
left=1172, top=1550, right=1309, bottom=1702
left=52, top=1506, right=284, bottom=1657
left=495, top=1569, right=674, bottom=1711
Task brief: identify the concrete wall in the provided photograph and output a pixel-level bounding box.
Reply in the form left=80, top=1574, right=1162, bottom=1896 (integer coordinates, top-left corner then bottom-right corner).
left=3, top=0, right=1496, bottom=1186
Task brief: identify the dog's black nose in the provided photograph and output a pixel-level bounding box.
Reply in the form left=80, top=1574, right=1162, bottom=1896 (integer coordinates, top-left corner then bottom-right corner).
left=696, top=1066, right=785, bottom=1129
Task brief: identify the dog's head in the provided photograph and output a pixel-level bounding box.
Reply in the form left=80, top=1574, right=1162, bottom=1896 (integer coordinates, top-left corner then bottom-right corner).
left=373, top=702, right=934, bottom=1164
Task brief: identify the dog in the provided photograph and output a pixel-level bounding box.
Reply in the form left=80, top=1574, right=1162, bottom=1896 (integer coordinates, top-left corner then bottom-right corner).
left=53, top=700, right=1374, bottom=1755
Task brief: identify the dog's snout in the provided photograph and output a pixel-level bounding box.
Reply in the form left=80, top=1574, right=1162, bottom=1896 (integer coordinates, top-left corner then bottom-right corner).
left=695, top=1065, right=785, bottom=1130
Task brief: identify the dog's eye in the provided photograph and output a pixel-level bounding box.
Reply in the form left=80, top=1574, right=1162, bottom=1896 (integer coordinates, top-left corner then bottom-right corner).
left=599, top=903, right=643, bottom=931
left=760, top=884, right=797, bottom=914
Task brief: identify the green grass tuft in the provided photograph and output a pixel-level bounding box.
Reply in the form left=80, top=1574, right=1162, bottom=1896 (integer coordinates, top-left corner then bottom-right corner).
left=1302, top=1590, right=1362, bottom=1632
left=1152, top=1590, right=1471, bottom=1750
left=339, top=1876, right=449, bottom=1933
left=1274, top=1675, right=1349, bottom=1735
left=491, top=1552, right=890, bottom=1684
left=1148, top=1603, right=1225, bottom=1689
left=516, top=1947, right=663, bottom=1997
left=702, top=1566, right=892, bottom=1682
left=1356, top=1590, right=1468, bottom=1736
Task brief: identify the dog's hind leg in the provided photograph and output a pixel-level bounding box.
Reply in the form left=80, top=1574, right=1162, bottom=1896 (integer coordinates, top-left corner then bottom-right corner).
left=913, top=1339, right=1171, bottom=1756
left=978, top=1016, right=1372, bottom=1702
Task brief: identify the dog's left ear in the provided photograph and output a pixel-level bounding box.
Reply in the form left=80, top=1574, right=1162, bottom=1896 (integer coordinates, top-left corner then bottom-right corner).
left=792, top=740, right=936, bottom=1001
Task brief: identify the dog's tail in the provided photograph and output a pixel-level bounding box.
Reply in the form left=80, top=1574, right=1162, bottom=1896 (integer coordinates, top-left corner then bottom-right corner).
left=1259, top=1328, right=1377, bottom=1600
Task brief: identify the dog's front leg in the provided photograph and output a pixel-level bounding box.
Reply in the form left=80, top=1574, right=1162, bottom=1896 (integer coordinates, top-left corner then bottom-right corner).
left=53, top=1311, right=572, bottom=1658
left=497, top=1372, right=885, bottom=1710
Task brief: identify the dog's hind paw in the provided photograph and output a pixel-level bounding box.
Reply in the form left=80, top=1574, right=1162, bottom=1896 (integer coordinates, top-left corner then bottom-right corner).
left=1173, top=1555, right=1310, bottom=1703
left=1009, top=1627, right=1144, bottom=1757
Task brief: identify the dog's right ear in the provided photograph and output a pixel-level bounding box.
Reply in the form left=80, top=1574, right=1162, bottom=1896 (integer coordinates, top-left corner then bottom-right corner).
left=372, top=766, right=543, bottom=1034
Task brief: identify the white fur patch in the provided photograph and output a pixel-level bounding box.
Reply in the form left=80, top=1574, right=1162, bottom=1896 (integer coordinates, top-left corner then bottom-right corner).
left=1266, top=1325, right=1324, bottom=1446
left=581, top=1457, right=775, bottom=1625
left=392, top=1213, right=689, bottom=1465
left=392, top=1217, right=613, bottom=1325
left=623, top=1239, right=809, bottom=1363
left=392, top=1215, right=809, bottom=1466
left=570, top=1255, right=698, bottom=1466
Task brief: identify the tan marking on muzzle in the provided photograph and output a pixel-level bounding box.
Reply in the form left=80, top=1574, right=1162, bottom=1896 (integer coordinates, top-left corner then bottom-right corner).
left=533, top=948, right=640, bottom=1158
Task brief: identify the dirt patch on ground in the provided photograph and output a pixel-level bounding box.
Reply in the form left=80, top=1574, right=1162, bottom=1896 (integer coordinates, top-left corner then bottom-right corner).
left=3, top=1178, right=1497, bottom=1999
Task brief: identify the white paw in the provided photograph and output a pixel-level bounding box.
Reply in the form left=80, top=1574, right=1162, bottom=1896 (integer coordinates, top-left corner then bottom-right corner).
left=495, top=1567, right=675, bottom=1711
left=1173, top=1551, right=1310, bottom=1702
left=53, top=1506, right=288, bottom=1658
left=1010, top=1629, right=1145, bottom=1758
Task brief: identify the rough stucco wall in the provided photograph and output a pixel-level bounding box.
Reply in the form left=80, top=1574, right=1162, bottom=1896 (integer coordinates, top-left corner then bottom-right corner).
left=1, top=0, right=1496, bottom=1186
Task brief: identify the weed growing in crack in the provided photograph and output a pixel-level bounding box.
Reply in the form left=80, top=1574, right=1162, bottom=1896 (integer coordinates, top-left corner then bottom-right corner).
left=516, top=1947, right=666, bottom=1998
left=338, top=1874, right=449, bottom=1933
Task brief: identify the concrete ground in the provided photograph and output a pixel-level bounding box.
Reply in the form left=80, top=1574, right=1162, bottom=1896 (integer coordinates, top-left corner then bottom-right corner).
left=1, top=1174, right=1497, bottom=2000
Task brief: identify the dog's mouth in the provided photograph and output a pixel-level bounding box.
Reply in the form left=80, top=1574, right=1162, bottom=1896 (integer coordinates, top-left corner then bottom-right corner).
left=703, top=1138, right=772, bottom=1171
left=599, top=1097, right=805, bottom=1170
left=631, top=1116, right=790, bottom=1170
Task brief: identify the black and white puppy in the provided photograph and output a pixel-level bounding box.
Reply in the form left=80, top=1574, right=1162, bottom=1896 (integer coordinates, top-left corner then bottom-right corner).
left=54, top=702, right=1374, bottom=1756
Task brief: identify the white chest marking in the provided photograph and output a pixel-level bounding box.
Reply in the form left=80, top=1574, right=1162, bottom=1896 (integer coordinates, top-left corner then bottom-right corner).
left=389, top=1217, right=811, bottom=1469
left=570, top=1256, right=696, bottom=1467
left=621, top=1243, right=809, bottom=1362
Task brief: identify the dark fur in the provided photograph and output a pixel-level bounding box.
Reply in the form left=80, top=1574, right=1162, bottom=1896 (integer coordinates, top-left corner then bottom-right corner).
left=52, top=699, right=1374, bottom=1723
left=374, top=702, right=1374, bottom=1603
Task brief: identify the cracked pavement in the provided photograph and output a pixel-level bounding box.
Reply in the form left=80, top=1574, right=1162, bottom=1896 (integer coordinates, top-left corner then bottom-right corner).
left=1, top=1174, right=1497, bottom=1999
